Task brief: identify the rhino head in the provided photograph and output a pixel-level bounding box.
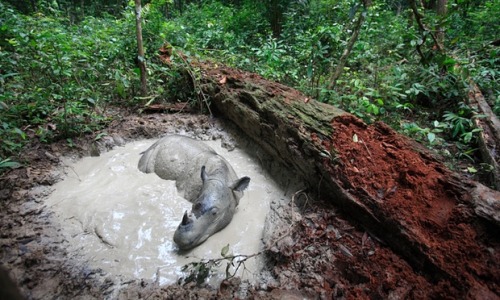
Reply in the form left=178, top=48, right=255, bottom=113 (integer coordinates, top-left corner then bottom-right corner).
left=173, top=166, right=250, bottom=250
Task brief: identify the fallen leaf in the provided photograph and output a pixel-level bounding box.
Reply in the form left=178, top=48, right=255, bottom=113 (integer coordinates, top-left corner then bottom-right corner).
left=219, top=76, right=227, bottom=84
left=362, top=232, right=368, bottom=247
left=221, top=243, right=230, bottom=257
left=339, top=244, right=353, bottom=257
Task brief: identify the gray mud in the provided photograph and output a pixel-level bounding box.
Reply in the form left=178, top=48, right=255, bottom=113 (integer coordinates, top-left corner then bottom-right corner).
left=46, top=138, right=285, bottom=286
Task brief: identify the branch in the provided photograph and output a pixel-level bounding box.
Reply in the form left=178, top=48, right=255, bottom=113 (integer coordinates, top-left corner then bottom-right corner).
left=408, top=0, right=443, bottom=52
left=328, top=6, right=366, bottom=89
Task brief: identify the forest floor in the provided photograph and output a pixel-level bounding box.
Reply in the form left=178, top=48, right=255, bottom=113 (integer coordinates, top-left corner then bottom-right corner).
left=0, top=112, right=498, bottom=298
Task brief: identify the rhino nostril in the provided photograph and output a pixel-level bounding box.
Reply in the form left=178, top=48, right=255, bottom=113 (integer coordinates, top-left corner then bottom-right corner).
left=181, top=211, right=192, bottom=225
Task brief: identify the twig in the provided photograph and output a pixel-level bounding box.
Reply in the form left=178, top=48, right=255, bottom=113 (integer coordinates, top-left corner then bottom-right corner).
left=62, top=161, right=81, bottom=182
left=361, top=140, right=373, bottom=162
left=408, top=0, right=443, bottom=53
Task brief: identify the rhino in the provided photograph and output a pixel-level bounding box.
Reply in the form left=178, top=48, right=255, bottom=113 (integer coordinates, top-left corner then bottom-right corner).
left=138, top=135, right=250, bottom=250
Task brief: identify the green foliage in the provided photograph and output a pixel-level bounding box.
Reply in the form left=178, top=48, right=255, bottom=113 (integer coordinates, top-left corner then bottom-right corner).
left=159, top=1, right=267, bottom=55
left=179, top=260, right=215, bottom=285
left=0, top=121, right=27, bottom=155
left=3, top=0, right=129, bottom=21
left=401, top=120, right=445, bottom=145
left=1, top=0, right=499, bottom=168
left=442, top=104, right=485, bottom=144
left=179, top=244, right=260, bottom=285
left=0, top=2, right=141, bottom=157
left=252, top=36, right=290, bottom=81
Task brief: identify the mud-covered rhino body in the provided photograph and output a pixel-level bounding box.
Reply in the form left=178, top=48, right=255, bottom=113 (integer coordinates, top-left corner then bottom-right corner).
left=138, top=135, right=250, bottom=250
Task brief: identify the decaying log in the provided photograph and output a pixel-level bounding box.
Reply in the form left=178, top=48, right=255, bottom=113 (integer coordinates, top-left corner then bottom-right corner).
left=471, top=182, right=500, bottom=225
left=468, top=81, right=500, bottom=190
left=195, top=61, right=500, bottom=297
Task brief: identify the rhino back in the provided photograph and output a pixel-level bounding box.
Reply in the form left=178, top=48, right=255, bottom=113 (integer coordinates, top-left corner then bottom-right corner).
left=138, top=135, right=214, bottom=176
left=138, top=135, right=238, bottom=201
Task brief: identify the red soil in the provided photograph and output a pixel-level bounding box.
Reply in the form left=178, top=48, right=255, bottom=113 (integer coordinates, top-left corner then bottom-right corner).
left=328, top=115, right=499, bottom=298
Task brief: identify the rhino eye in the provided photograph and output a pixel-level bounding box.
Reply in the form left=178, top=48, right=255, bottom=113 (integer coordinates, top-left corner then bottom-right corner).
left=210, top=207, right=219, bottom=215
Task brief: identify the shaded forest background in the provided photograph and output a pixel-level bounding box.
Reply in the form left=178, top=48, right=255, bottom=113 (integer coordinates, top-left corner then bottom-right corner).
left=0, top=0, right=498, bottom=184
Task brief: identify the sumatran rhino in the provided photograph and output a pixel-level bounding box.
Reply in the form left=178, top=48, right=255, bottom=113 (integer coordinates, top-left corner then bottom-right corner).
left=138, top=135, right=250, bottom=250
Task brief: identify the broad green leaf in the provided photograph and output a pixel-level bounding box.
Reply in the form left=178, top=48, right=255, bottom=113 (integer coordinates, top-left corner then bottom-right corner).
left=0, top=159, right=22, bottom=169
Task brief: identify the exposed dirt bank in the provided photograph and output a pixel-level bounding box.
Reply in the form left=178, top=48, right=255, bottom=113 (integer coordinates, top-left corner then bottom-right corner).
left=1, top=110, right=498, bottom=299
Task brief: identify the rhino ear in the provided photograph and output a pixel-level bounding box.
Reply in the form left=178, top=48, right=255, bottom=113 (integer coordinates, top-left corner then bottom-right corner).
left=231, top=176, right=250, bottom=192
left=200, top=166, right=207, bottom=182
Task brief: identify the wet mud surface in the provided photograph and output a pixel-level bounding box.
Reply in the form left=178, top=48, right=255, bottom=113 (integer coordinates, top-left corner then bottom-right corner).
left=46, top=138, right=281, bottom=286
left=0, top=110, right=499, bottom=299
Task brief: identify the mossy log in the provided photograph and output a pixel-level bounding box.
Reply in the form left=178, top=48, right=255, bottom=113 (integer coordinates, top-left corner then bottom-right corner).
left=195, top=61, right=499, bottom=297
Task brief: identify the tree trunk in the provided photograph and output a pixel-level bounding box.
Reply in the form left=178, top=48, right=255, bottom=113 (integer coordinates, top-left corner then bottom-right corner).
left=195, top=60, right=500, bottom=297
left=134, top=0, right=148, bottom=97
left=436, top=0, right=447, bottom=49
left=266, top=0, right=284, bottom=38
left=328, top=3, right=367, bottom=89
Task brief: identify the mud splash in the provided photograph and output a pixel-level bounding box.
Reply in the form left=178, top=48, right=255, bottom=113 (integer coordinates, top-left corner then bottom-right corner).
left=45, top=138, right=284, bottom=286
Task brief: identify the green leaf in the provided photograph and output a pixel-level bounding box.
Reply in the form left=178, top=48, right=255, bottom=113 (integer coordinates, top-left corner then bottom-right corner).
left=427, top=132, right=436, bottom=143
left=94, top=132, right=108, bottom=141
left=462, top=132, right=473, bottom=144
left=0, top=159, right=22, bottom=169
left=221, top=244, right=229, bottom=257
left=467, top=166, right=477, bottom=173
left=307, top=65, right=313, bottom=79
left=442, top=57, right=456, bottom=66
left=452, top=124, right=460, bottom=137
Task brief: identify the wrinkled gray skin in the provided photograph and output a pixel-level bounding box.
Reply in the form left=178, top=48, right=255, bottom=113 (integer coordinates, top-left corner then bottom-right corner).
left=138, top=135, right=250, bottom=250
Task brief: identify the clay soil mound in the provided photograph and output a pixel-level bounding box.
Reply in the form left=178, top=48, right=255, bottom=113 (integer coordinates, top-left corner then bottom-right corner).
left=329, top=115, right=499, bottom=298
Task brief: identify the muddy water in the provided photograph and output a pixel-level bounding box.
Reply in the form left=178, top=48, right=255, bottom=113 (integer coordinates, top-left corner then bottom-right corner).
left=46, top=138, right=284, bottom=286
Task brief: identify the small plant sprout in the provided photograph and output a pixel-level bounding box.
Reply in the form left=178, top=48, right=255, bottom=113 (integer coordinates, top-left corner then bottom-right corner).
left=178, top=244, right=263, bottom=286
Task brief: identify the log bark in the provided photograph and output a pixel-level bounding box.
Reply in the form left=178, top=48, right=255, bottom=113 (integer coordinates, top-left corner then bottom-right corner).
left=195, top=61, right=500, bottom=297
left=468, top=81, right=500, bottom=190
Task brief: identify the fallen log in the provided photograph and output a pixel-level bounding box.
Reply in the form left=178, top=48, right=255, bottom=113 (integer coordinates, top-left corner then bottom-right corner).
left=467, top=81, right=500, bottom=190
left=195, top=61, right=499, bottom=297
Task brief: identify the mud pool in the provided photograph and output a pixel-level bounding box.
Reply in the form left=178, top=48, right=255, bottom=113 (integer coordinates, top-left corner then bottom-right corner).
left=46, top=137, right=284, bottom=286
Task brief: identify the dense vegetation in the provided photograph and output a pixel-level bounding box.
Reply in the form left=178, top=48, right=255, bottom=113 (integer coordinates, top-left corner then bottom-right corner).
left=1, top=0, right=498, bottom=173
